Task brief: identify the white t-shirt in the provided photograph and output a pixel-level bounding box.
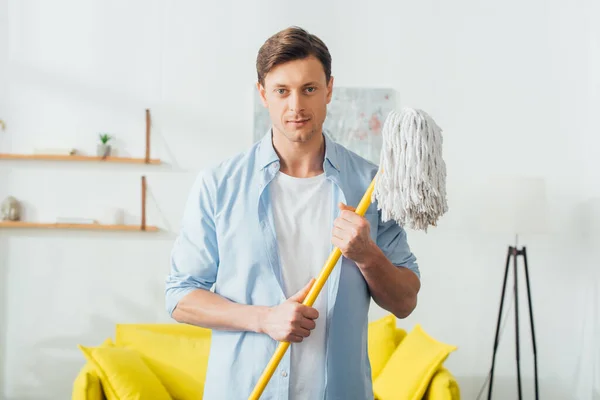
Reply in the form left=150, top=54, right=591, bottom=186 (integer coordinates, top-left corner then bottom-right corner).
left=270, top=170, right=332, bottom=400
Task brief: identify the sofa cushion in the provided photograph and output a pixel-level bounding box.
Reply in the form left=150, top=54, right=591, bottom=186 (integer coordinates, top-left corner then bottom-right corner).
left=373, top=324, right=457, bottom=400
left=394, top=327, right=407, bottom=346
left=78, top=344, right=172, bottom=400
left=72, top=338, right=113, bottom=400
left=368, top=314, right=400, bottom=381
left=115, top=325, right=211, bottom=400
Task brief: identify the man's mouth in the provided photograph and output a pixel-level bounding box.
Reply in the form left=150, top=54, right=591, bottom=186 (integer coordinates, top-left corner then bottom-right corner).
left=287, top=117, right=310, bottom=123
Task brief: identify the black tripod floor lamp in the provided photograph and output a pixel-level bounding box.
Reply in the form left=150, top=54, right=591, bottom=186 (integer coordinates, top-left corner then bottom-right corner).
left=481, top=177, right=546, bottom=400
left=487, top=239, right=539, bottom=400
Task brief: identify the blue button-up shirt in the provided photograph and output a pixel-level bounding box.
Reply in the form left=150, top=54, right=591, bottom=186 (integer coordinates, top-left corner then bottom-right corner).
left=165, top=130, right=420, bottom=400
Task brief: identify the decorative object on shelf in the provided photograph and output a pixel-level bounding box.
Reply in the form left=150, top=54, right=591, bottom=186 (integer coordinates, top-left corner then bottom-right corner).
left=0, top=119, right=5, bottom=130
left=97, top=133, right=112, bottom=158
left=102, top=207, right=124, bottom=225
left=1, top=196, right=22, bottom=221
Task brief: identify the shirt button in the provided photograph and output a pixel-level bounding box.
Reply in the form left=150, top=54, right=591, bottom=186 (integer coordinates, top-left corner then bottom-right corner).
left=281, top=371, right=288, bottom=377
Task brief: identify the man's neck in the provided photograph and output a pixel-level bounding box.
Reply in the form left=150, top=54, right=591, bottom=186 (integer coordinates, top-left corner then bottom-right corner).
left=272, top=129, right=325, bottom=178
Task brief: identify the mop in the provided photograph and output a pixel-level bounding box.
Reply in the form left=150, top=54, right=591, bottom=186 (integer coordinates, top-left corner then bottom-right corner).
left=248, top=107, right=448, bottom=400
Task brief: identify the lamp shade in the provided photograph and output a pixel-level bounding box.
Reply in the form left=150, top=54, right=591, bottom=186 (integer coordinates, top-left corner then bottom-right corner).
left=461, top=175, right=548, bottom=235
left=578, top=197, right=600, bottom=237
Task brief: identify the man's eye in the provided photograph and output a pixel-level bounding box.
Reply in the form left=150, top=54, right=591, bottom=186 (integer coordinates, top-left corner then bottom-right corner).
left=306, top=87, right=316, bottom=93
left=276, top=89, right=286, bottom=94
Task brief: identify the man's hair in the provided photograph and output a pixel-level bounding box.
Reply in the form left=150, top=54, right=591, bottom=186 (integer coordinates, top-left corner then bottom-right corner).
left=256, top=26, right=332, bottom=86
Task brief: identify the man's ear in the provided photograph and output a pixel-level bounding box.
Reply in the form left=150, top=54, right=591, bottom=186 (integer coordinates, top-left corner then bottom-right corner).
left=326, top=76, right=334, bottom=104
left=256, top=82, right=268, bottom=107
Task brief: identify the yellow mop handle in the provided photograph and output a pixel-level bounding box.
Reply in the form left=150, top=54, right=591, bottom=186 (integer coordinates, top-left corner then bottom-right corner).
left=248, top=174, right=378, bottom=400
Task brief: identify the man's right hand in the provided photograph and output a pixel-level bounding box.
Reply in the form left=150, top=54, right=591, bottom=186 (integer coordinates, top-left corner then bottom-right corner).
left=259, top=278, right=319, bottom=343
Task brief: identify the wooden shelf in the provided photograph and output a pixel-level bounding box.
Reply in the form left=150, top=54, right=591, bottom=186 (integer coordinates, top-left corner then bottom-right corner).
left=0, top=153, right=161, bottom=165
left=0, top=177, right=156, bottom=233
left=0, top=109, right=159, bottom=165
left=0, top=221, right=159, bottom=231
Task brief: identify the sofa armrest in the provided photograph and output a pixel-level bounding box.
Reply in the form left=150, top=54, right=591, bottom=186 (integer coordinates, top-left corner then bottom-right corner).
left=72, top=362, right=106, bottom=400
left=423, top=366, right=460, bottom=400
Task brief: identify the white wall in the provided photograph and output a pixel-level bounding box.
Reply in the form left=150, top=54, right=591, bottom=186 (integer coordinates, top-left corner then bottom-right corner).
left=1, top=0, right=599, bottom=399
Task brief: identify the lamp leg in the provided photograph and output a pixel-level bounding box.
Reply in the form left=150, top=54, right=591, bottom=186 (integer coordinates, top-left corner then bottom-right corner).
left=487, top=246, right=513, bottom=400
left=521, top=247, right=539, bottom=400
left=513, top=247, right=523, bottom=400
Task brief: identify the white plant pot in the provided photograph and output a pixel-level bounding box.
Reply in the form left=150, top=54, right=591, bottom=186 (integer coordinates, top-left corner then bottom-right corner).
left=103, top=207, right=124, bottom=225
left=97, top=143, right=111, bottom=157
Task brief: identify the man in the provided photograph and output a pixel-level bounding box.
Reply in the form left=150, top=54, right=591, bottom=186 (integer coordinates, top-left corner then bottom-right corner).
left=165, top=26, right=421, bottom=399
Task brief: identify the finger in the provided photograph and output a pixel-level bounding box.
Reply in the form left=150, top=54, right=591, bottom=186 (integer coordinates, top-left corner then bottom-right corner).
left=332, top=226, right=351, bottom=242
left=297, top=316, right=317, bottom=331
left=331, top=236, right=344, bottom=249
left=288, top=334, right=303, bottom=343
left=296, top=317, right=317, bottom=330
left=288, top=278, right=315, bottom=302
left=333, top=218, right=356, bottom=233
left=338, top=202, right=356, bottom=212
left=334, top=216, right=355, bottom=228
left=339, top=209, right=364, bottom=225
left=293, top=326, right=311, bottom=338
left=300, top=305, right=319, bottom=320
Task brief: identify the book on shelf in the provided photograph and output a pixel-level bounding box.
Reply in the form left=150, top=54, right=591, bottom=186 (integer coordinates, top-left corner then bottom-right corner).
left=55, top=217, right=98, bottom=224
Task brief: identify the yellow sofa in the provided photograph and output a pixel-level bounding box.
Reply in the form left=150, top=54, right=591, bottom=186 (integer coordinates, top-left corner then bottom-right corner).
left=72, top=314, right=459, bottom=400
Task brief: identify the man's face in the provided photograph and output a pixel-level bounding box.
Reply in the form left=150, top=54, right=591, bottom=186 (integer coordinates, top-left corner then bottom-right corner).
left=257, top=55, right=333, bottom=144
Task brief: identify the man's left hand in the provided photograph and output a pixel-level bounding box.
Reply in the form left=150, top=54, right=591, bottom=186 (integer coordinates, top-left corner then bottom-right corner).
left=332, top=202, right=377, bottom=266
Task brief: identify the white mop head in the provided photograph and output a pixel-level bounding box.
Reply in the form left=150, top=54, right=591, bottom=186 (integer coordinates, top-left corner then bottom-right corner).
left=372, top=107, right=448, bottom=231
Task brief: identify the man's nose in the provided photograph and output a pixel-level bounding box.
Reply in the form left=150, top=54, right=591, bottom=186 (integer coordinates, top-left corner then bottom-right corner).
left=288, top=92, right=304, bottom=112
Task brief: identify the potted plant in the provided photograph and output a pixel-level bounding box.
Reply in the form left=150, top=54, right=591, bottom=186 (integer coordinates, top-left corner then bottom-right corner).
left=97, top=133, right=112, bottom=157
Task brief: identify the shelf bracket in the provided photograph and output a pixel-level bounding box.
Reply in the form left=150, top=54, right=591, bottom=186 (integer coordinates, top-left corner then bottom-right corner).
left=145, top=109, right=151, bottom=164
left=141, top=176, right=147, bottom=230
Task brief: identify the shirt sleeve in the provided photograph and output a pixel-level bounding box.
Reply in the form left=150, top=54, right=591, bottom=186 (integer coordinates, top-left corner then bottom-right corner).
left=376, top=214, right=420, bottom=280
left=165, top=171, right=219, bottom=317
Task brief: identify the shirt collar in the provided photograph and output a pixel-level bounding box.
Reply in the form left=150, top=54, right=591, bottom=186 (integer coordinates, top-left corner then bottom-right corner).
left=256, top=128, right=341, bottom=172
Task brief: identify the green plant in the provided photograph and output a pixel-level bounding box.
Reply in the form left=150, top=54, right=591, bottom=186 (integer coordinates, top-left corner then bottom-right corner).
left=98, top=133, right=112, bottom=144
